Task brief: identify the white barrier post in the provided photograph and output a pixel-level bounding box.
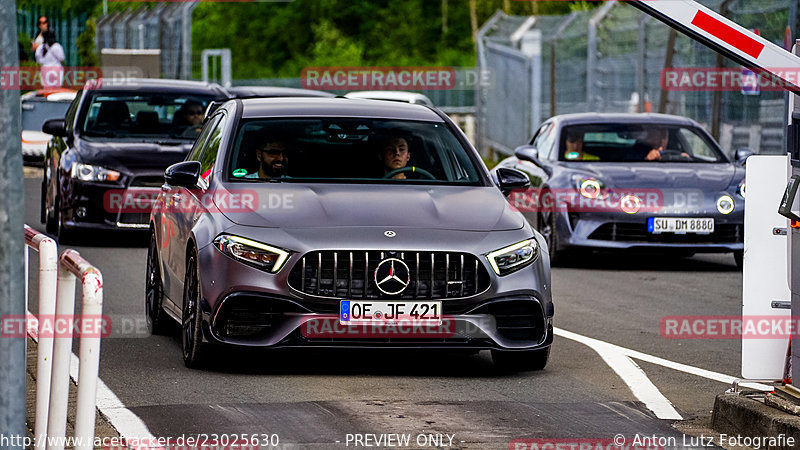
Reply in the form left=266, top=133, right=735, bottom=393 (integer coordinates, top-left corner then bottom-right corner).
left=61, top=250, right=104, bottom=450
left=46, top=264, right=76, bottom=450
left=24, top=226, right=59, bottom=450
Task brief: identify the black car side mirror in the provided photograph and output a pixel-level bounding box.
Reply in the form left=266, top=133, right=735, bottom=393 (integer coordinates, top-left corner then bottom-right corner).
left=496, top=167, right=531, bottom=195
left=735, top=147, right=755, bottom=165
left=42, top=118, right=67, bottom=137
left=165, top=161, right=201, bottom=187
left=514, top=145, right=553, bottom=176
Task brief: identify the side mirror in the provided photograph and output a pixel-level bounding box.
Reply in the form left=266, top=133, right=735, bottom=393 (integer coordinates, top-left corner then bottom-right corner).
left=496, top=167, right=531, bottom=195
left=514, top=145, right=553, bottom=176
left=165, top=161, right=201, bottom=187
left=735, top=147, right=755, bottom=164
left=42, top=118, right=67, bottom=137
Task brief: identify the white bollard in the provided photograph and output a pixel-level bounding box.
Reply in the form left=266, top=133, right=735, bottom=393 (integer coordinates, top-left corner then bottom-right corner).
left=46, top=265, right=76, bottom=450
left=34, top=236, right=58, bottom=450
left=73, top=268, right=103, bottom=450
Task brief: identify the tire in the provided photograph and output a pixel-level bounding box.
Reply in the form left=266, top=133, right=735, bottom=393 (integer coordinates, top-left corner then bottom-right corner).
left=40, top=181, right=47, bottom=224
left=182, top=252, right=208, bottom=368
left=145, top=233, right=171, bottom=335
left=734, top=250, right=743, bottom=269
left=56, top=206, right=73, bottom=244
left=45, top=193, right=58, bottom=235
left=491, top=347, right=550, bottom=372
left=539, top=211, right=566, bottom=266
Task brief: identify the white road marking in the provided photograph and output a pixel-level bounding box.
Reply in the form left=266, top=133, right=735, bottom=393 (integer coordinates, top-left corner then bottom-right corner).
left=27, top=310, right=159, bottom=446
left=555, top=328, right=682, bottom=420
left=555, top=327, right=772, bottom=419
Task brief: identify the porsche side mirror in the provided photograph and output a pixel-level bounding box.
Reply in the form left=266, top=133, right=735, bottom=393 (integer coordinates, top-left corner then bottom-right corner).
left=165, top=161, right=201, bottom=187
left=735, top=147, right=755, bottom=165
left=515, top=145, right=552, bottom=176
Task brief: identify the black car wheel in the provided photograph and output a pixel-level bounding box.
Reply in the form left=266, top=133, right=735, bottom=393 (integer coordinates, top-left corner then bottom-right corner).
left=734, top=250, right=743, bottom=269
left=145, top=233, right=171, bottom=335
left=44, top=190, right=58, bottom=235
left=491, top=347, right=550, bottom=371
left=56, top=204, right=72, bottom=243
left=182, top=252, right=207, bottom=368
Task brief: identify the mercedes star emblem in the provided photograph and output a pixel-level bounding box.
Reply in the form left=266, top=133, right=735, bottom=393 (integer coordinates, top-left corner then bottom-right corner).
left=374, top=258, right=411, bottom=295
left=384, top=230, right=397, bottom=238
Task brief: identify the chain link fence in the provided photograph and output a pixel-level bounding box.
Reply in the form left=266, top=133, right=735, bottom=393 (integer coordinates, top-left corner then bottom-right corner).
left=477, top=0, right=796, bottom=158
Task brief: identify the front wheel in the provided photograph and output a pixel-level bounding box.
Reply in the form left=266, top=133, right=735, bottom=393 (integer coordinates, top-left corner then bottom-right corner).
left=539, top=211, right=566, bottom=265
left=182, top=253, right=208, bottom=368
left=145, top=233, right=171, bottom=335
left=491, top=347, right=550, bottom=371
left=734, top=250, right=743, bottom=269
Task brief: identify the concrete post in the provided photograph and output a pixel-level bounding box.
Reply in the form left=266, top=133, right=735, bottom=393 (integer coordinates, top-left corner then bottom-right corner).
left=0, top=0, right=27, bottom=446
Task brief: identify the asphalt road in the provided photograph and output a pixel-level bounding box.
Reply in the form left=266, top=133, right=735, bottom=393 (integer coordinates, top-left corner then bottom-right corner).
left=22, top=172, right=743, bottom=449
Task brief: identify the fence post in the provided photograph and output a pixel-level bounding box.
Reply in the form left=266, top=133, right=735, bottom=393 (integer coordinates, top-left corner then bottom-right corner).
left=32, top=234, right=58, bottom=450
left=46, top=265, right=76, bottom=450
left=72, top=260, right=103, bottom=450
left=587, top=1, right=615, bottom=112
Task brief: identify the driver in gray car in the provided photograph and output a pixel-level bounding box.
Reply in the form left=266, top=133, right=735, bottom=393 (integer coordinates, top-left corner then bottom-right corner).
left=377, top=134, right=412, bottom=179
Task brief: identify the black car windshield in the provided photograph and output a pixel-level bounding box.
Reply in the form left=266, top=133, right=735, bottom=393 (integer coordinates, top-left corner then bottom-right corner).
left=80, top=92, right=214, bottom=139
left=558, top=124, right=727, bottom=163
left=228, top=118, right=482, bottom=185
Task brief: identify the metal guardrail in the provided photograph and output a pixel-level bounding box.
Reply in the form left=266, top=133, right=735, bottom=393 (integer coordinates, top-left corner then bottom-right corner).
left=24, top=225, right=104, bottom=450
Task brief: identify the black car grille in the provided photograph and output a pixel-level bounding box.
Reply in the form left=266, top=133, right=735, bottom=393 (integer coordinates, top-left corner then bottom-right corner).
left=588, top=222, right=743, bottom=244
left=117, top=212, right=150, bottom=225
left=214, top=295, right=306, bottom=339
left=288, top=250, right=491, bottom=299
left=131, top=176, right=165, bottom=187
left=474, top=300, right=545, bottom=342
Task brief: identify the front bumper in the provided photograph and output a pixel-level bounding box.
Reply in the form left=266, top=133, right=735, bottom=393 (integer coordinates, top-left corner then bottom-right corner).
left=556, top=210, right=743, bottom=253
left=60, top=179, right=160, bottom=231
left=195, top=234, right=554, bottom=351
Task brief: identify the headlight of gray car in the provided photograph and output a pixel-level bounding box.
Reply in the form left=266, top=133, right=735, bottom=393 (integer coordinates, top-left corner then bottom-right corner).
left=486, top=239, right=538, bottom=275
left=213, top=234, right=291, bottom=273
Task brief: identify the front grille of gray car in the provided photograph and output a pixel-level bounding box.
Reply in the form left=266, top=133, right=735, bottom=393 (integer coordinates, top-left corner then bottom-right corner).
left=588, top=222, right=743, bottom=243
left=288, top=251, right=491, bottom=300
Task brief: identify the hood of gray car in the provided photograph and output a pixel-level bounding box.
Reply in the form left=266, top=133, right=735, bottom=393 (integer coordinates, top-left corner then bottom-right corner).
left=216, top=183, right=525, bottom=231
left=564, top=162, right=738, bottom=190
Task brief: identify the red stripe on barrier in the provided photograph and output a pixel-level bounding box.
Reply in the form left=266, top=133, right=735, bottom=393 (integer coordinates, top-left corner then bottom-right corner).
left=691, top=10, right=764, bottom=59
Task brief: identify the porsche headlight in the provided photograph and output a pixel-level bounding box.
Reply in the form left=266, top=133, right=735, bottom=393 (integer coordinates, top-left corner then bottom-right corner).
left=574, top=176, right=606, bottom=199
left=70, top=163, right=120, bottom=182
left=717, top=195, right=735, bottom=215
left=213, top=234, right=290, bottom=273
left=486, top=239, right=538, bottom=276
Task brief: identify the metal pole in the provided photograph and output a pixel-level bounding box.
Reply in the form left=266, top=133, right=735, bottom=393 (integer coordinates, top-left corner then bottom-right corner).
left=637, top=15, right=649, bottom=113
left=659, top=29, right=677, bottom=114
left=46, top=266, right=76, bottom=450
left=711, top=0, right=733, bottom=141
left=0, top=0, right=27, bottom=444
left=32, top=235, right=58, bottom=450
left=73, top=267, right=103, bottom=450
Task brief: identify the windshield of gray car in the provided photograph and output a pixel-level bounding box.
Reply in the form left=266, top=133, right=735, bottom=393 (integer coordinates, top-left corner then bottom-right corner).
left=79, top=92, right=215, bottom=139
left=228, top=118, right=483, bottom=185
left=558, top=124, right=727, bottom=163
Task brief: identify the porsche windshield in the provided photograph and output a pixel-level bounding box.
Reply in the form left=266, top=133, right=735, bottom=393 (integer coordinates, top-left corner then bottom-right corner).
left=80, top=93, right=214, bottom=139
left=558, top=124, right=727, bottom=163
left=228, top=118, right=483, bottom=185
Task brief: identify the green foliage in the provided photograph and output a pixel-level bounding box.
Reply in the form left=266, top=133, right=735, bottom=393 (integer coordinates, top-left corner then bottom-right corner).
left=77, top=18, right=97, bottom=67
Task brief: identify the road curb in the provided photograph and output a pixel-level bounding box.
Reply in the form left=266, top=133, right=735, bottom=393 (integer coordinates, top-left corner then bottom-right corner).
left=711, top=392, right=800, bottom=449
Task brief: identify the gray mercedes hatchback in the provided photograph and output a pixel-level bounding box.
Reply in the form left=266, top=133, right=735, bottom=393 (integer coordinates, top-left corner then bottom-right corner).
left=146, top=98, right=553, bottom=370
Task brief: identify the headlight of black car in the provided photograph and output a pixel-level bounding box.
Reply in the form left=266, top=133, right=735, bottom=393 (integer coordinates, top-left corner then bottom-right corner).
left=486, top=239, right=538, bottom=275
left=213, top=234, right=291, bottom=273
left=70, top=163, right=121, bottom=182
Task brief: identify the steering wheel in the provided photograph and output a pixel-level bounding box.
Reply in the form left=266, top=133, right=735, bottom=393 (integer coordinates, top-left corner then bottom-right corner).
left=383, top=166, right=437, bottom=180
left=660, top=150, right=692, bottom=161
